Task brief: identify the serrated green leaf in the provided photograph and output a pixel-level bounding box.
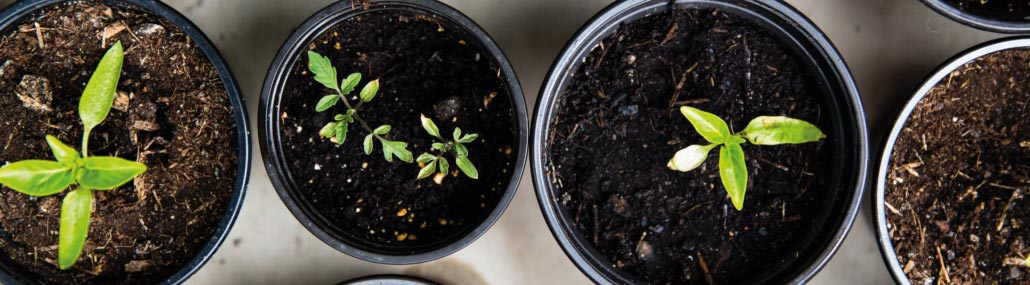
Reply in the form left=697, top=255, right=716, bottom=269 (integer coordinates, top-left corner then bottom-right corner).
left=359, top=79, right=379, bottom=103
left=316, top=95, right=339, bottom=112
left=416, top=153, right=436, bottom=164
left=458, top=133, right=478, bottom=144
left=363, top=134, right=374, bottom=155
left=340, top=73, right=362, bottom=94
left=680, top=106, right=730, bottom=144
left=0, top=160, right=74, bottom=196
left=719, top=143, right=748, bottom=211
left=741, top=116, right=826, bottom=145
left=454, top=144, right=468, bottom=157
left=76, top=157, right=146, bottom=190
left=417, top=160, right=437, bottom=179
left=455, top=156, right=478, bottom=179
left=379, top=139, right=412, bottom=163
left=58, top=188, right=91, bottom=269
left=420, top=114, right=441, bottom=138
left=307, top=51, right=338, bottom=91
left=319, top=122, right=337, bottom=138
left=668, top=144, right=716, bottom=172
left=46, top=135, right=79, bottom=163
left=374, top=125, right=391, bottom=135
left=453, top=127, right=463, bottom=141
left=438, top=157, right=450, bottom=174
left=80, top=42, right=124, bottom=138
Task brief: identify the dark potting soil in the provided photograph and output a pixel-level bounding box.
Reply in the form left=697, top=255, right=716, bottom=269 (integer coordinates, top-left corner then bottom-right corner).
left=278, top=10, right=517, bottom=252
left=547, top=8, right=833, bottom=285
left=0, top=2, right=238, bottom=284
left=885, top=49, right=1030, bottom=283
left=944, top=0, right=1030, bottom=22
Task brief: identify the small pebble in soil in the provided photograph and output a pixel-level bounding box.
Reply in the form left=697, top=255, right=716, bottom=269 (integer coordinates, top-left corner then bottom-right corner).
left=314, top=164, right=321, bottom=171
left=397, top=208, right=408, bottom=217
left=433, top=96, right=461, bottom=121
left=618, top=105, right=639, bottom=116
left=134, top=23, right=165, bottom=36
left=15, top=74, right=53, bottom=112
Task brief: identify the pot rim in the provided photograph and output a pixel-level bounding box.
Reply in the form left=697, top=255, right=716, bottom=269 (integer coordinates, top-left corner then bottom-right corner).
left=0, top=0, right=252, bottom=284
left=531, top=0, right=868, bottom=284
left=919, top=0, right=1030, bottom=34
left=339, top=274, right=439, bottom=285
left=258, top=0, right=527, bottom=265
left=874, top=36, right=1030, bottom=285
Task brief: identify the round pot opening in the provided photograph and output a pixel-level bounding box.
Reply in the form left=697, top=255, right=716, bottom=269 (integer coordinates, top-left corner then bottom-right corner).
left=875, top=37, right=1030, bottom=285
left=921, top=0, right=1030, bottom=33
left=260, top=0, right=527, bottom=264
left=0, top=0, right=251, bottom=284
left=532, top=0, right=867, bottom=284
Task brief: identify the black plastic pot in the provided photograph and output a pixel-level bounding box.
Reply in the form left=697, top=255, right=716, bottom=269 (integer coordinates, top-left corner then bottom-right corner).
left=531, top=0, right=868, bottom=284
left=260, top=0, right=527, bottom=264
left=873, top=37, right=1030, bottom=284
left=340, top=275, right=439, bottom=285
left=0, top=0, right=251, bottom=284
left=921, top=0, right=1030, bottom=33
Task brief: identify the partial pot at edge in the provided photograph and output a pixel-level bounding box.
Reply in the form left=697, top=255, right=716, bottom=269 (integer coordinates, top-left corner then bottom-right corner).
left=921, top=0, right=1030, bottom=33
left=259, top=0, right=527, bottom=265
left=531, top=0, right=868, bottom=284
left=874, top=37, right=1030, bottom=285
left=0, top=0, right=252, bottom=284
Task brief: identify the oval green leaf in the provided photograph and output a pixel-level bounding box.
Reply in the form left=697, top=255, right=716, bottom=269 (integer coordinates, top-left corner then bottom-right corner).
left=420, top=114, right=441, bottom=138
left=458, top=133, right=478, bottom=144
left=680, top=106, right=730, bottom=144
left=438, top=157, right=450, bottom=174
left=455, top=156, right=478, bottom=179
left=363, top=134, right=374, bottom=155
left=719, top=143, right=748, bottom=211
left=58, top=188, right=92, bottom=269
left=359, top=79, right=379, bottom=103
left=80, top=42, right=124, bottom=133
left=452, top=127, right=463, bottom=141
left=319, top=122, right=338, bottom=138
left=454, top=144, right=469, bottom=157
left=46, top=135, right=80, bottom=163
left=373, top=125, right=391, bottom=135
left=741, top=116, right=826, bottom=145
left=340, top=72, right=362, bottom=94
left=667, top=144, right=715, bottom=172
left=307, top=51, right=338, bottom=91
left=77, top=157, right=146, bottom=190
left=417, top=160, right=437, bottom=179
left=315, top=95, right=339, bottom=112
left=0, top=160, right=74, bottom=196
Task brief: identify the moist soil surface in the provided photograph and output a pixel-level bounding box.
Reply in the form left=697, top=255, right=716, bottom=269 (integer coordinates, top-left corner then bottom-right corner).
left=0, top=2, right=238, bottom=284
left=278, top=9, right=517, bottom=253
left=944, top=0, right=1030, bottom=22
left=885, top=49, right=1030, bottom=284
left=547, top=8, right=834, bottom=285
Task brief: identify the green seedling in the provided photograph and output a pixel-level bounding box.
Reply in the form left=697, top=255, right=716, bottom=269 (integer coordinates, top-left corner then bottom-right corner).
left=415, top=114, right=479, bottom=181
left=0, top=42, right=147, bottom=269
left=667, top=106, right=825, bottom=211
left=308, top=51, right=412, bottom=163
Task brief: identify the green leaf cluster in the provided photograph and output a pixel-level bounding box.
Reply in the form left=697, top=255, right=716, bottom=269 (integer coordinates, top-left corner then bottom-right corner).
left=308, top=51, right=411, bottom=162
left=416, top=114, right=479, bottom=181
left=667, top=106, right=825, bottom=210
left=0, top=42, right=147, bottom=269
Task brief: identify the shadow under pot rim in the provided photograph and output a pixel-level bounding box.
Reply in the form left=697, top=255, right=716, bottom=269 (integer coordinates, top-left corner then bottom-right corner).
left=874, top=36, right=1030, bottom=285
left=920, top=0, right=1030, bottom=33
left=259, top=0, right=527, bottom=265
left=531, top=0, right=868, bottom=284
left=0, top=0, right=251, bottom=284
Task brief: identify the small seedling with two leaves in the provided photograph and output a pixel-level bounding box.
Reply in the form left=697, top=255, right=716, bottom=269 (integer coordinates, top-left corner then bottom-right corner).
left=308, top=51, right=412, bottom=163
left=667, top=106, right=824, bottom=211
left=0, top=42, right=147, bottom=269
left=415, top=114, right=479, bottom=181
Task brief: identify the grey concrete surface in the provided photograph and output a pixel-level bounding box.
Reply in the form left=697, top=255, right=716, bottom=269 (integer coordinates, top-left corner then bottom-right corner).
left=0, top=0, right=1007, bottom=284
